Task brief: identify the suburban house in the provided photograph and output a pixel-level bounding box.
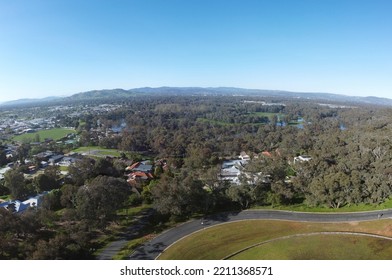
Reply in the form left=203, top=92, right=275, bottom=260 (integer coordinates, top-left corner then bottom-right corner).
left=0, top=192, right=48, bottom=213
left=219, top=152, right=276, bottom=185
left=48, top=154, right=64, bottom=165
left=0, top=200, right=29, bottom=213
left=294, top=155, right=312, bottom=163
left=22, top=193, right=46, bottom=208
left=57, top=156, right=78, bottom=167
left=126, top=161, right=153, bottom=173
left=28, top=165, right=36, bottom=173
left=35, top=151, right=66, bottom=166
left=125, top=161, right=154, bottom=187
left=220, top=160, right=243, bottom=185
left=239, top=151, right=251, bottom=161
left=35, top=151, right=55, bottom=160
left=219, top=154, right=250, bottom=185
left=127, top=171, right=154, bottom=186
left=0, top=166, right=12, bottom=181
left=260, top=149, right=281, bottom=159
left=261, top=151, right=273, bottom=158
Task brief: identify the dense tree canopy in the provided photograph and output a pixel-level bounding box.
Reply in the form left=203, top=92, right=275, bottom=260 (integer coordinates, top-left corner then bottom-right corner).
left=76, top=176, right=131, bottom=226
left=4, top=169, right=29, bottom=200
left=1, top=94, right=392, bottom=259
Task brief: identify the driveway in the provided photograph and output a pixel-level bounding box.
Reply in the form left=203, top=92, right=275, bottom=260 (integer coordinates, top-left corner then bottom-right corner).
left=129, top=209, right=392, bottom=260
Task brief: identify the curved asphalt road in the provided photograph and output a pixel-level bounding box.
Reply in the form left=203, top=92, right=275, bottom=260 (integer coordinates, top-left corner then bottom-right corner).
left=129, top=209, right=392, bottom=260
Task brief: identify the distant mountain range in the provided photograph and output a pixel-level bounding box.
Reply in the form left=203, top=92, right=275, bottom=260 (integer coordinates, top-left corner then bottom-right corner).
left=0, top=96, right=63, bottom=106
left=1, top=87, right=392, bottom=107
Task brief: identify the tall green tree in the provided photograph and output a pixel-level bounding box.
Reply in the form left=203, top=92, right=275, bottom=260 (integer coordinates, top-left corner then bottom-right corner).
left=0, top=149, right=7, bottom=166
left=4, top=169, right=29, bottom=200
left=33, top=174, right=57, bottom=193
left=152, top=173, right=206, bottom=218
left=44, top=165, right=61, bottom=181
left=60, top=184, right=80, bottom=208
left=76, top=176, right=130, bottom=226
left=68, top=157, right=96, bottom=186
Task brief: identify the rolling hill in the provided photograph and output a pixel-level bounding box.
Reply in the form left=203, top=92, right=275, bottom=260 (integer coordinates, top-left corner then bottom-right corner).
left=1, top=87, right=392, bottom=107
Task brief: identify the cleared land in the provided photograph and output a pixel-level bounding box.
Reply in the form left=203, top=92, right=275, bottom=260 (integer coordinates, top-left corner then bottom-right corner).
left=158, top=220, right=392, bottom=260
left=72, top=146, right=127, bottom=157
left=13, top=128, right=76, bottom=142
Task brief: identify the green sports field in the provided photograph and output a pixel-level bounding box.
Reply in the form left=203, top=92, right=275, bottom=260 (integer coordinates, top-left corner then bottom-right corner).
left=13, top=128, right=76, bottom=142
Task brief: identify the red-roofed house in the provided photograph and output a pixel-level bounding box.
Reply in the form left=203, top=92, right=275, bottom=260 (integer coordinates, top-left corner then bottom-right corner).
left=262, top=151, right=273, bottom=158
left=126, top=162, right=141, bottom=171
left=127, top=171, right=154, bottom=188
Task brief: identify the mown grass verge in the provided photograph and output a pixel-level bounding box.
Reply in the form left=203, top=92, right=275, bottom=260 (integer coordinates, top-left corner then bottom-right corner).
left=158, top=219, right=392, bottom=260
left=254, top=198, right=392, bottom=213
left=230, top=234, right=392, bottom=260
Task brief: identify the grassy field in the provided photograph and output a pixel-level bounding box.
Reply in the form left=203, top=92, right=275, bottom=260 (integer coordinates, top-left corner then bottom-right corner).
left=230, top=234, right=392, bottom=260
left=251, top=112, right=285, bottom=119
left=158, top=220, right=392, bottom=260
left=0, top=195, right=11, bottom=201
left=13, top=128, right=76, bottom=142
left=72, top=146, right=126, bottom=157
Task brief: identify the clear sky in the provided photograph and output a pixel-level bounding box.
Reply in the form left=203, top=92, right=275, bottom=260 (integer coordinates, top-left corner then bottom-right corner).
left=1, top=0, right=391, bottom=102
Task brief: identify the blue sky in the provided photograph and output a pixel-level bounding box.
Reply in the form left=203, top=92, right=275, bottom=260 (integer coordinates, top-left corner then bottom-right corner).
left=1, top=0, right=391, bottom=102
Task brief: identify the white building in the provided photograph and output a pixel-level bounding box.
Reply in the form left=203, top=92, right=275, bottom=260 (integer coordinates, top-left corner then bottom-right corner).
left=294, top=155, right=312, bottom=163
left=219, top=158, right=249, bottom=185
left=239, top=151, right=251, bottom=161
left=0, top=166, right=12, bottom=181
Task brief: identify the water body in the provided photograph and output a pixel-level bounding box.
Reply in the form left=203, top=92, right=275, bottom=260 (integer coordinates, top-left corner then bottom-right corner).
left=276, top=117, right=305, bottom=129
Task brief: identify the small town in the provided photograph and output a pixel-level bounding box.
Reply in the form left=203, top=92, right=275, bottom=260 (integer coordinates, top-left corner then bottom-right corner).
left=1, top=4, right=392, bottom=280
left=1, top=91, right=391, bottom=263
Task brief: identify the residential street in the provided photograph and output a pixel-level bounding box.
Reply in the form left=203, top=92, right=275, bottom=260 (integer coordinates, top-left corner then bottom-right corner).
left=129, top=209, right=392, bottom=260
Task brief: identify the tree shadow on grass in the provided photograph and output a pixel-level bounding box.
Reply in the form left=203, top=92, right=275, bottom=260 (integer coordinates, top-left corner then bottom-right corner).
left=208, top=211, right=241, bottom=222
